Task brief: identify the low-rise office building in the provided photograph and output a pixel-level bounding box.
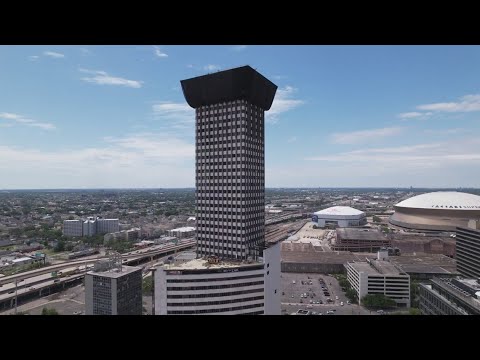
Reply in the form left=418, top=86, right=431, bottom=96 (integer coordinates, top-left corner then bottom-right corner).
left=419, top=277, right=480, bottom=315
left=167, top=226, right=195, bottom=238
left=333, top=228, right=390, bottom=252
left=85, top=263, right=142, bottom=315
left=104, top=228, right=141, bottom=243
left=154, top=243, right=280, bottom=315
left=345, top=251, right=410, bottom=307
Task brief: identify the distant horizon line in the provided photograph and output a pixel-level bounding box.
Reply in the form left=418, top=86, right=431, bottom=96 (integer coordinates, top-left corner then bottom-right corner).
left=1, top=187, right=479, bottom=191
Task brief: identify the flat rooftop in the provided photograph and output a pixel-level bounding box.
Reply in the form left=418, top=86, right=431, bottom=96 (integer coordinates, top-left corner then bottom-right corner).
left=348, top=260, right=403, bottom=275
left=181, top=65, right=277, bottom=110
left=165, top=258, right=262, bottom=270
left=88, top=265, right=141, bottom=278
left=389, top=253, right=458, bottom=274
left=281, top=250, right=362, bottom=264
left=170, top=227, right=195, bottom=232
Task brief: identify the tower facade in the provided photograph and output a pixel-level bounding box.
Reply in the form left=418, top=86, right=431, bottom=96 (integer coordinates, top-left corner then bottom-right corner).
left=181, top=65, right=277, bottom=260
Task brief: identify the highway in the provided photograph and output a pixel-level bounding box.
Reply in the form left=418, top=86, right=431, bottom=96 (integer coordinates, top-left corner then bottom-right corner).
left=0, top=240, right=195, bottom=286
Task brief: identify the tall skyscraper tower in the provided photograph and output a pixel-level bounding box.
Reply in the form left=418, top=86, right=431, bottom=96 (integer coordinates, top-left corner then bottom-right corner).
left=181, top=66, right=277, bottom=260
left=153, top=66, right=281, bottom=315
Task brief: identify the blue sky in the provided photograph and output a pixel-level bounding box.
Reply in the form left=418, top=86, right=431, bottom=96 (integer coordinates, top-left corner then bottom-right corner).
left=1, top=45, right=480, bottom=189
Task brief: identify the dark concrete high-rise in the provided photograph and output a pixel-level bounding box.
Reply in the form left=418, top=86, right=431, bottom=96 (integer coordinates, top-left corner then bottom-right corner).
left=85, top=264, right=142, bottom=315
left=456, top=220, right=480, bottom=278
left=181, top=66, right=277, bottom=260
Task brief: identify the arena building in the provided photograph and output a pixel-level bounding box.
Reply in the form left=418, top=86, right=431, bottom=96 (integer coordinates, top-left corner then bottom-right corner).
left=312, top=206, right=366, bottom=228
left=389, top=191, right=480, bottom=232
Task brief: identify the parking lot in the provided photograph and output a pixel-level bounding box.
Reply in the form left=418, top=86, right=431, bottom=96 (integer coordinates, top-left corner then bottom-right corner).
left=281, top=272, right=374, bottom=315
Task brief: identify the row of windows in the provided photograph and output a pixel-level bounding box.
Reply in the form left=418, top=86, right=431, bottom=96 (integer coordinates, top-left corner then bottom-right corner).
left=196, top=194, right=265, bottom=199
left=167, top=295, right=264, bottom=308
left=196, top=127, right=263, bottom=135
left=166, top=280, right=264, bottom=291
left=197, top=167, right=264, bottom=173
left=197, top=245, right=261, bottom=253
left=197, top=244, right=263, bottom=253
left=166, top=274, right=264, bottom=284
left=167, top=304, right=264, bottom=315
left=197, top=250, right=246, bottom=257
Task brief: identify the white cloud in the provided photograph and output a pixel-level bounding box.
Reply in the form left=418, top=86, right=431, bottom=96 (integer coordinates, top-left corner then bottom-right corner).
left=0, top=134, right=195, bottom=188
left=231, top=45, right=247, bottom=51
left=273, top=75, right=287, bottom=80
left=29, top=55, right=39, bottom=61
left=204, top=64, right=221, bottom=72
left=417, top=94, right=480, bottom=112
left=0, top=112, right=23, bottom=120
left=306, top=139, right=480, bottom=165
left=152, top=102, right=194, bottom=127
left=330, top=127, right=403, bottom=145
left=266, top=86, right=304, bottom=124
left=28, top=122, right=56, bottom=130
left=153, top=46, right=168, bottom=58
left=79, top=68, right=143, bottom=88
left=397, top=111, right=432, bottom=119
left=424, top=128, right=465, bottom=135
left=291, top=137, right=480, bottom=187
left=0, top=112, right=56, bottom=131
left=187, top=64, right=195, bottom=68
left=287, top=136, right=297, bottom=143
left=43, top=51, right=65, bottom=58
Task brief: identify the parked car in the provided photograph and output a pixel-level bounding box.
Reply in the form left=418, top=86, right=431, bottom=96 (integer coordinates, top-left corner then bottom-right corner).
left=340, top=302, right=344, bottom=306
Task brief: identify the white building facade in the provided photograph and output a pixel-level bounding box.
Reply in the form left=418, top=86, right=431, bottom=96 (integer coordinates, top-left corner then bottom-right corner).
left=345, top=256, right=410, bottom=307
left=63, top=220, right=83, bottom=237
left=168, top=227, right=196, bottom=239
left=154, top=242, right=280, bottom=315
left=96, top=219, right=120, bottom=234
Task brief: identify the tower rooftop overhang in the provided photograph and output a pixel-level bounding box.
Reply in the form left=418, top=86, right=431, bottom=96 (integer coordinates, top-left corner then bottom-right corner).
left=181, top=65, right=277, bottom=110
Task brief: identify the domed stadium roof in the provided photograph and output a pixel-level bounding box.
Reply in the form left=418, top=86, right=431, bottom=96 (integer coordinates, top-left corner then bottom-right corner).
left=314, top=206, right=364, bottom=216
left=395, top=191, right=480, bottom=210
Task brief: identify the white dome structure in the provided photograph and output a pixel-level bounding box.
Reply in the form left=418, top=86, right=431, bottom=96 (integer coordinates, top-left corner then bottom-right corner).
left=312, top=206, right=366, bottom=228
left=389, top=191, right=480, bottom=231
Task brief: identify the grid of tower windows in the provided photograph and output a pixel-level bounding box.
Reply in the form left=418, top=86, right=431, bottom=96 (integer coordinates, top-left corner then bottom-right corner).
left=115, top=270, right=142, bottom=315
left=92, top=276, right=112, bottom=315
left=195, top=99, right=265, bottom=259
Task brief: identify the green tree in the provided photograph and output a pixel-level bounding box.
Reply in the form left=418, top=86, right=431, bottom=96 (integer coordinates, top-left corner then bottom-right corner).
left=54, top=241, right=65, bottom=252
left=372, top=216, right=382, bottom=223
left=408, top=308, right=421, bottom=315
left=142, top=276, right=153, bottom=295
left=361, top=294, right=396, bottom=309
left=41, top=307, right=59, bottom=315
left=345, top=288, right=358, bottom=304
left=410, top=280, right=420, bottom=308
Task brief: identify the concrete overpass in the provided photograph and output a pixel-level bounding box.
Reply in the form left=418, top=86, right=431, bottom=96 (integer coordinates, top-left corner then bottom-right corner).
left=0, top=240, right=195, bottom=286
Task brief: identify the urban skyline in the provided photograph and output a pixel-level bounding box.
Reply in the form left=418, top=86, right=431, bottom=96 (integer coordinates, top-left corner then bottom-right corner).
left=2, top=45, right=480, bottom=189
